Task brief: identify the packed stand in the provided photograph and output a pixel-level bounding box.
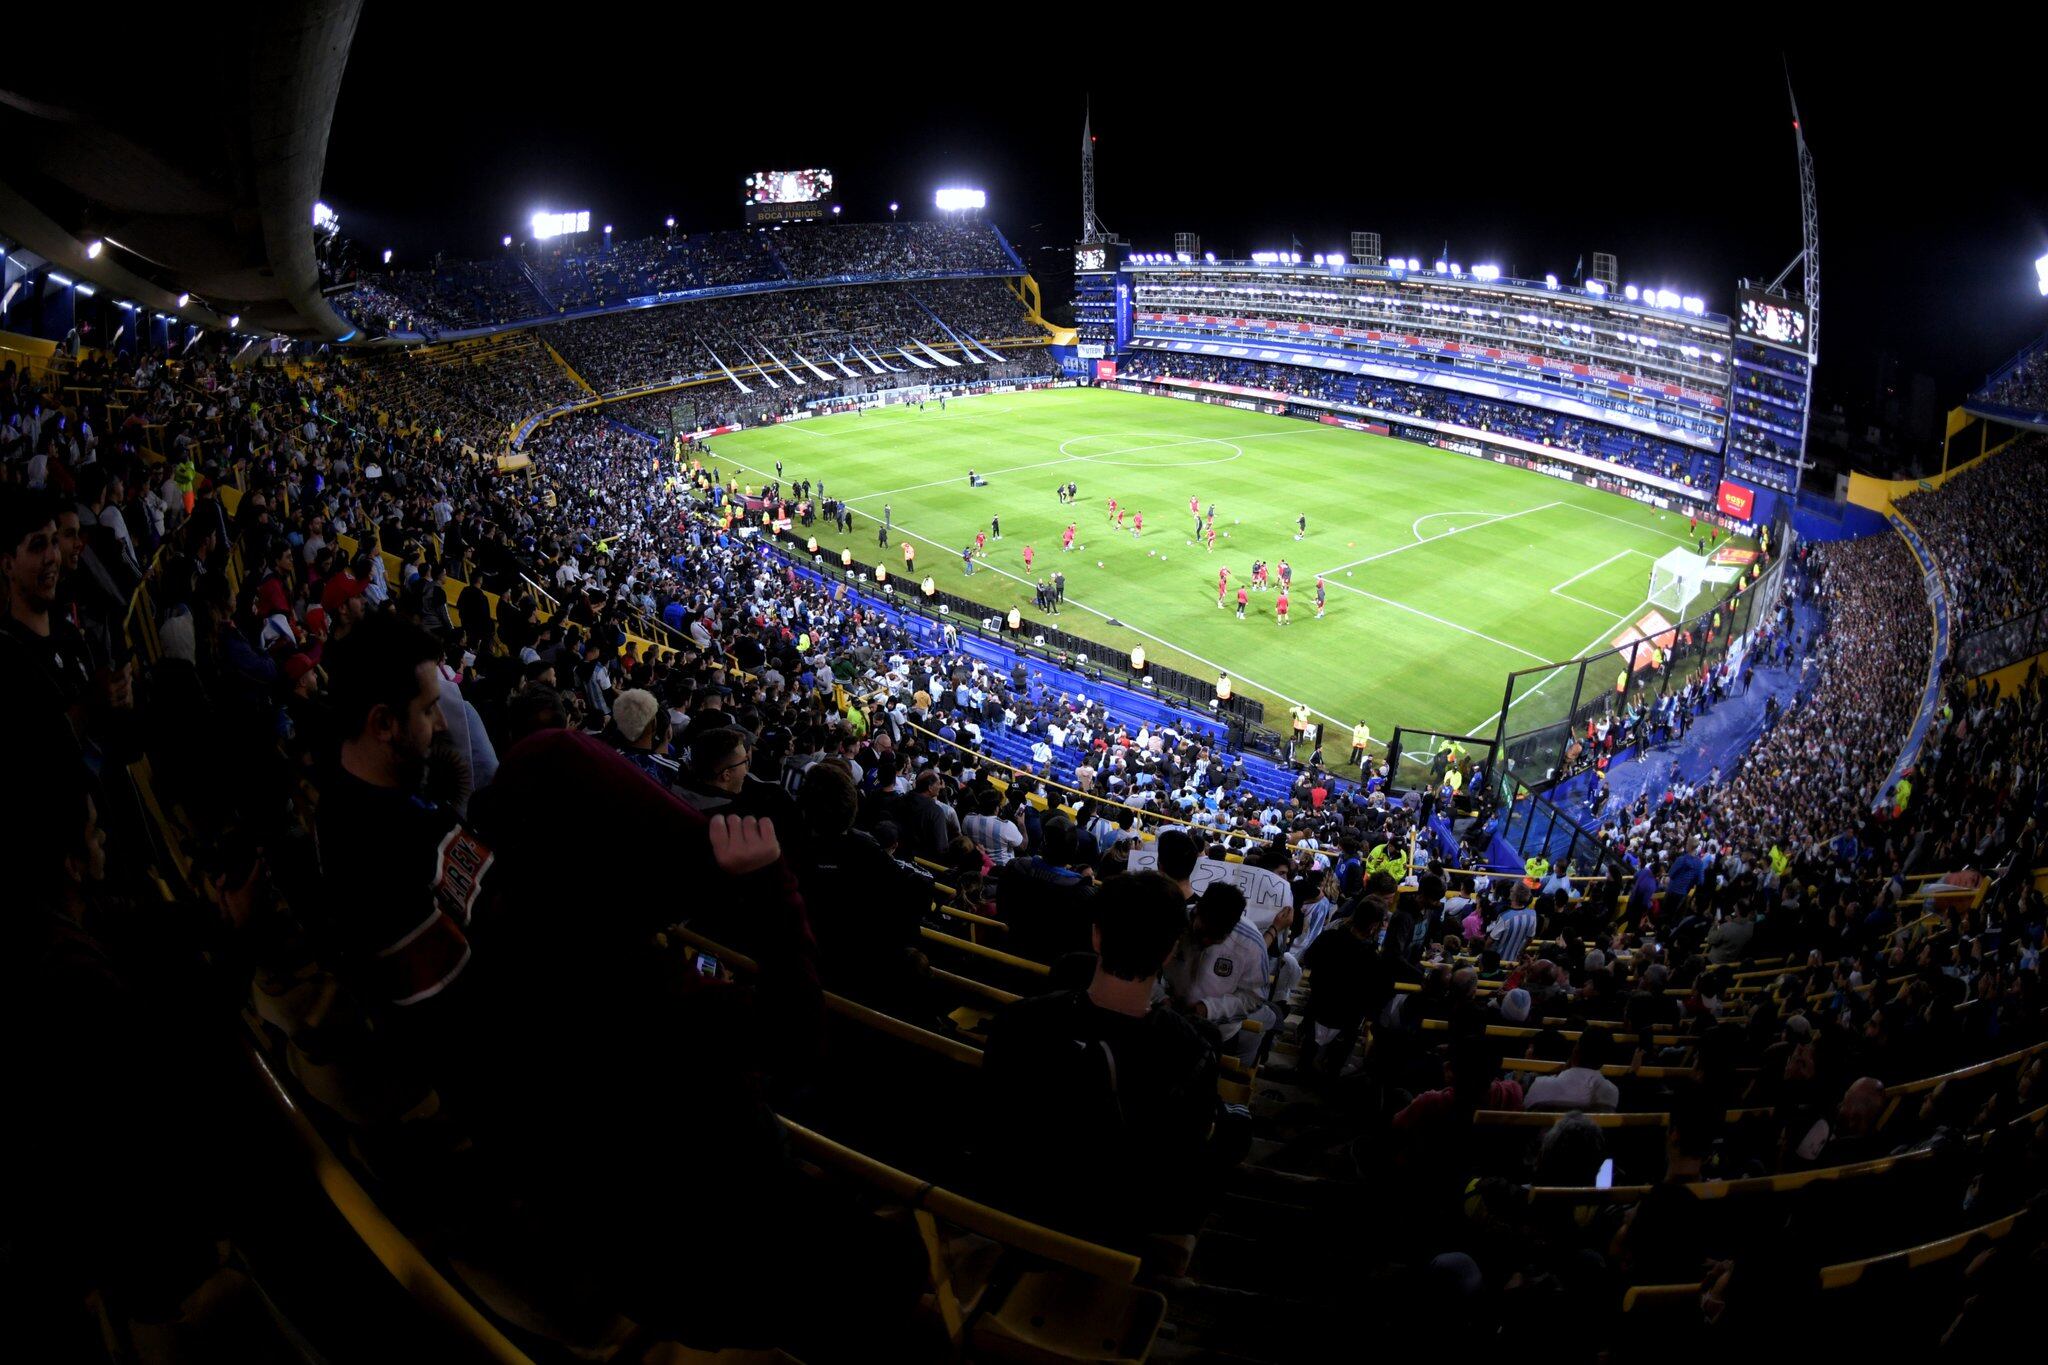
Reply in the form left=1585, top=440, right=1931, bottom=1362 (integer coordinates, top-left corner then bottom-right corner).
left=1974, top=334, right=2048, bottom=416
left=1897, top=436, right=2048, bottom=640
left=1130, top=353, right=1723, bottom=492
left=769, top=221, right=1016, bottom=281
left=5, top=334, right=2047, bottom=1361
left=542, top=278, right=1039, bottom=395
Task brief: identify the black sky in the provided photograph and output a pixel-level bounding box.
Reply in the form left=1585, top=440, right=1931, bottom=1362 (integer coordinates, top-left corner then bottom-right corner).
left=323, top=15, right=2048, bottom=421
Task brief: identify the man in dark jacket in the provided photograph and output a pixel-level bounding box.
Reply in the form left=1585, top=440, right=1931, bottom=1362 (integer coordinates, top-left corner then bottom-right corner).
left=978, top=871, right=1222, bottom=1246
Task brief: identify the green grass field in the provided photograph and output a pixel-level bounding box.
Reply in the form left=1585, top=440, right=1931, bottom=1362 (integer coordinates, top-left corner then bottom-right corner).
left=701, top=388, right=1741, bottom=747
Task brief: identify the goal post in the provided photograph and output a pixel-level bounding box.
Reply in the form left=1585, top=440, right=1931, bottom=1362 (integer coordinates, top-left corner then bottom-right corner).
left=1647, top=547, right=1709, bottom=619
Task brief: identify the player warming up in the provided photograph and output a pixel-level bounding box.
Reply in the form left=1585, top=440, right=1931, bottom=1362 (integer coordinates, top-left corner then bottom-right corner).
left=1062, top=522, right=1077, bottom=553
left=1295, top=513, right=1307, bottom=541
left=1276, top=589, right=1291, bottom=626
left=1217, top=564, right=1230, bottom=608
left=1132, top=511, right=1143, bottom=539
left=1314, top=575, right=1327, bottom=619
left=1022, top=544, right=1034, bottom=573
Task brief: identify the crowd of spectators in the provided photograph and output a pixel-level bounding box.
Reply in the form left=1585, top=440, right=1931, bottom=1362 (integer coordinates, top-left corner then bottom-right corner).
left=332, top=257, right=548, bottom=336
left=1974, top=334, right=2048, bottom=416
left=543, top=278, right=1039, bottom=395
left=1899, top=436, right=2048, bottom=640
left=343, top=336, right=586, bottom=451
left=768, top=220, right=1015, bottom=280
left=592, top=346, right=1059, bottom=437
left=1133, top=284, right=1727, bottom=439
left=334, top=222, right=1020, bottom=333
left=5, top=326, right=2047, bottom=1358
left=1130, top=354, right=1723, bottom=491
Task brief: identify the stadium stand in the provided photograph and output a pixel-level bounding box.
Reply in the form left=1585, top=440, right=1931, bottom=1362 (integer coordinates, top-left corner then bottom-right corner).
left=4, top=305, right=2046, bottom=1362
left=1124, top=354, right=1724, bottom=492
left=330, top=222, right=1024, bottom=337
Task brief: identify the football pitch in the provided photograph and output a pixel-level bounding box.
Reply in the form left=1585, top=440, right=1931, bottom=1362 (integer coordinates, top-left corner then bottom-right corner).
left=700, top=388, right=1743, bottom=749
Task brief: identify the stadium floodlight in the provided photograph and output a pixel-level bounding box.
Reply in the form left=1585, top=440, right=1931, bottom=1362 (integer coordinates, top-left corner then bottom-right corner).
left=666, top=216, right=677, bottom=228
left=48, top=272, right=73, bottom=287
left=381, top=249, right=392, bottom=264
left=2036, top=252, right=2048, bottom=295
left=1544, top=273, right=1558, bottom=289
left=86, top=239, right=104, bottom=259
left=1205, top=252, right=1216, bottom=263
left=177, top=291, right=190, bottom=306
left=603, top=224, right=612, bottom=235
left=312, top=201, right=337, bottom=230
left=1434, top=260, right=1448, bottom=274
left=1585, top=280, right=1607, bottom=296
left=1471, top=264, right=1499, bottom=281
left=1709, top=351, right=1724, bottom=364
left=1449, top=263, right=1463, bottom=277
left=1624, top=284, right=1640, bottom=301
left=1327, top=252, right=1344, bottom=267
left=935, top=188, right=987, bottom=211
left=1655, top=288, right=1680, bottom=309
left=1682, top=296, right=1705, bottom=314
left=228, top=314, right=239, bottom=327
left=75, top=283, right=95, bottom=296
left=503, top=235, right=513, bottom=247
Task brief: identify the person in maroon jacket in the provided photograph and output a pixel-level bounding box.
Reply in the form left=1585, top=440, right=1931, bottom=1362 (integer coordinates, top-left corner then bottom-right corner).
left=450, top=727, right=921, bottom=1359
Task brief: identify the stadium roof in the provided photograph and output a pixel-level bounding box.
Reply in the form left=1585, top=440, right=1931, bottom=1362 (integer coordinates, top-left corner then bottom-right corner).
left=0, top=2, right=361, bottom=341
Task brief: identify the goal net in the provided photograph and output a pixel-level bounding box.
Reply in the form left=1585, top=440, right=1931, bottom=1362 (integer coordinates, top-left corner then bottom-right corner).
left=1646, top=547, right=1709, bottom=619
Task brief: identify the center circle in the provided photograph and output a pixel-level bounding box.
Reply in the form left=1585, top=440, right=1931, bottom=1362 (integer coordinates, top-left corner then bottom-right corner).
left=1059, top=433, right=1246, bottom=468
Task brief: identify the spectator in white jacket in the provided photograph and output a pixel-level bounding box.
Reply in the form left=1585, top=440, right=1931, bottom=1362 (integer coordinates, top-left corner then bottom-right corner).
left=1162, top=883, right=1295, bottom=1062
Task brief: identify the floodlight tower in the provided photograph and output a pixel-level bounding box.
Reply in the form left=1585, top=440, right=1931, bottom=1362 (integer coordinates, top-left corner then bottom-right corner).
left=1767, top=67, right=1821, bottom=361
left=1081, top=99, right=1110, bottom=244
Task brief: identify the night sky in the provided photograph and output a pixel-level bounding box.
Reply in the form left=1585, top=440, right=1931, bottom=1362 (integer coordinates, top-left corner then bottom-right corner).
left=324, top=19, right=2047, bottom=428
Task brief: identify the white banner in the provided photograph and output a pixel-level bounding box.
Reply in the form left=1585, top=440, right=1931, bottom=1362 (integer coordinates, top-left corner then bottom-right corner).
left=1125, top=849, right=1294, bottom=930
left=1077, top=342, right=1107, bottom=359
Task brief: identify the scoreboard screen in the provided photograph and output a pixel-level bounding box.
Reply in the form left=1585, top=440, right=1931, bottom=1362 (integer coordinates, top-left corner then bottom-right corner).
left=1737, top=288, right=1811, bottom=353
left=746, top=169, right=834, bottom=206
left=1075, top=245, right=1109, bottom=272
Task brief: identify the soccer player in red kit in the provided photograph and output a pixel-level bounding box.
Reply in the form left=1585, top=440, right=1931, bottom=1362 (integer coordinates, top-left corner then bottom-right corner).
left=1217, top=564, right=1230, bottom=608
left=1236, top=585, right=1249, bottom=618
left=1023, top=544, right=1034, bottom=572
left=1132, top=511, right=1143, bottom=537
left=1107, top=496, right=1118, bottom=523
left=1062, top=523, right=1076, bottom=552
left=1206, top=523, right=1217, bottom=553
left=1276, top=590, right=1290, bottom=626
left=975, top=530, right=987, bottom=554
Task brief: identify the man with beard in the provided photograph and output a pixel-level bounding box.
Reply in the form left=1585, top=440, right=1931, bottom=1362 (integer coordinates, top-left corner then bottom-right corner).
left=314, top=614, right=484, bottom=1024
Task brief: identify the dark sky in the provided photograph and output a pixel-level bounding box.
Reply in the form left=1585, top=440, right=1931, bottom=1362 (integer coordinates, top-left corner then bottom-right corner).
left=324, top=17, right=2047, bottom=419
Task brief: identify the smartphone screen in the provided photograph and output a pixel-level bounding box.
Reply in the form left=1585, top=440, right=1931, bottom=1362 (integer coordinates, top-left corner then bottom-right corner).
left=1595, top=1159, right=1615, bottom=1190
left=693, top=954, right=720, bottom=978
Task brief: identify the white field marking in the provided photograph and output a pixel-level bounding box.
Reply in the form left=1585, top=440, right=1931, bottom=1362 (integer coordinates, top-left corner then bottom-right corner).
left=1412, top=510, right=1509, bottom=543
left=1311, top=501, right=1563, bottom=579
left=1554, top=499, right=1711, bottom=548
left=1549, top=549, right=1655, bottom=612
left=1318, top=579, right=1552, bottom=662
left=713, top=448, right=1388, bottom=750
left=1467, top=594, right=1654, bottom=736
